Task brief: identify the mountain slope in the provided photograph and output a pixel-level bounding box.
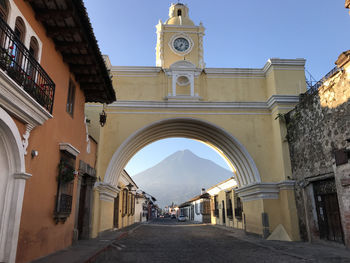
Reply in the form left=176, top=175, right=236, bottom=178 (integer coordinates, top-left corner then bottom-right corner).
left=131, top=150, right=233, bottom=208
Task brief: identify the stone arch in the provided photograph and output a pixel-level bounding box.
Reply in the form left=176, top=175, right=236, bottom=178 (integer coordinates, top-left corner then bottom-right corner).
left=104, top=117, right=261, bottom=188
left=0, top=107, right=29, bottom=263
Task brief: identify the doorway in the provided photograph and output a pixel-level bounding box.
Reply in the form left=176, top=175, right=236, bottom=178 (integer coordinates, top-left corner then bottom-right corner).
left=314, top=179, right=344, bottom=243
left=77, top=174, right=95, bottom=239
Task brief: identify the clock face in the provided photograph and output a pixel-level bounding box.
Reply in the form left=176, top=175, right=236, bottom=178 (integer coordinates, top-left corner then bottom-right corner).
left=173, top=37, right=190, bottom=52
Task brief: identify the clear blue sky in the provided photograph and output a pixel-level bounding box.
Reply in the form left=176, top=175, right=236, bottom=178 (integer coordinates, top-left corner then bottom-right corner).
left=83, top=0, right=350, bottom=176
left=84, top=0, right=350, bottom=80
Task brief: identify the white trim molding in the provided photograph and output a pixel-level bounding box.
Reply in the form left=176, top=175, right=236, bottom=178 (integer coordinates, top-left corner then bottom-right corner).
left=104, top=117, right=261, bottom=188
left=0, top=69, right=52, bottom=127
left=59, top=143, right=80, bottom=157
left=236, top=180, right=296, bottom=202
left=0, top=107, right=29, bottom=263
left=94, top=182, right=120, bottom=202
left=205, top=58, right=305, bottom=77
left=106, top=95, right=299, bottom=112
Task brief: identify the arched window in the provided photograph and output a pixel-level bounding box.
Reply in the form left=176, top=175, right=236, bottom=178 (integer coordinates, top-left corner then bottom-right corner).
left=27, top=36, right=39, bottom=78
left=0, top=0, right=9, bottom=22
left=14, top=17, right=25, bottom=42
left=177, top=9, right=182, bottom=16
left=12, top=17, right=25, bottom=70
left=29, top=36, right=39, bottom=60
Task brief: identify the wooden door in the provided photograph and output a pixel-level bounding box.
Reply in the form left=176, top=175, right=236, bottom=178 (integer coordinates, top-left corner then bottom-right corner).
left=314, top=179, right=344, bottom=243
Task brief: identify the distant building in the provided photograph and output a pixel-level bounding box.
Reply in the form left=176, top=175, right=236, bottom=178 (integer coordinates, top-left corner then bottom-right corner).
left=179, top=190, right=211, bottom=223
left=110, top=170, right=138, bottom=230
left=207, top=178, right=244, bottom=230
left=134, top=193, right=148, bottom=223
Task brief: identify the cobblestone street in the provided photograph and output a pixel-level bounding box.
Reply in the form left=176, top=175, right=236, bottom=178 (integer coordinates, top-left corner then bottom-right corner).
left=91, top=219, right=350, bottom=263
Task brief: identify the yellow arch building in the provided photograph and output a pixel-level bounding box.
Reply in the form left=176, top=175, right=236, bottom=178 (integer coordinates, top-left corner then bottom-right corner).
left=86, top=3, right=306, bottom=240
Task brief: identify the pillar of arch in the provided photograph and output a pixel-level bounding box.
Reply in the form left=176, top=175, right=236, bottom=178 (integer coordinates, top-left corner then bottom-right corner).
left=0, top=107, right=31, bottom=263
left=104, top=117, right=261, bottom=188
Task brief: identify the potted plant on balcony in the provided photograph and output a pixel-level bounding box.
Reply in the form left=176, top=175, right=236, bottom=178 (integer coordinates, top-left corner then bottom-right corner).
left=0, top=46, right=12, bottom=71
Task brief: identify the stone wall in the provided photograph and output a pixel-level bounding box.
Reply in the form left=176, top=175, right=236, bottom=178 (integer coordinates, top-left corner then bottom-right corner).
left=286, top=51, right=350, bottom=243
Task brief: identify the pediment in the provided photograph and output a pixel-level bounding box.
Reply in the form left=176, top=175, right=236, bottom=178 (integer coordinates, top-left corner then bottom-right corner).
left=170, top=60, right=196, bottom=70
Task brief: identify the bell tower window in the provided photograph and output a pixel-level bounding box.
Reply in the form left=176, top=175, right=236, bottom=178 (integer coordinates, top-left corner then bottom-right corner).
left=177, top=9, right=182, bottom=16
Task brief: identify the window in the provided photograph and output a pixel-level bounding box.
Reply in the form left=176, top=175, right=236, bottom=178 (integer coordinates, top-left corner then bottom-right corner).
left=214, top=195, right=219, bottom=217
left=14, top=17, right=25, bottom=42
left=27, top=36, right=39, bottom=79
left=226, top=192, right=233, bottom=219
left=0, top=0, right=9, bottom=22
left=13, top=17, right=25, bottom=69
left=177, top=9, right=182, bottom=16
left=122, top=189, right=128, bottom=217
left=127, top=192, right=132, bottom=216
left=66, top=80, right=75, bottom=116
left=54, top=151, right=75, bottom=223
left=234, top=194, right=242, bottom=219
left=29, top=36, right=39, bottom=60
left=195, top=202, right=200, bottom=215
left=131, top=194, right=135, bottom=216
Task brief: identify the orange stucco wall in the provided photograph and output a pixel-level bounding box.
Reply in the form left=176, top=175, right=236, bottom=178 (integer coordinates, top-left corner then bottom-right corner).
left=10, top=1, right=98, bottom=262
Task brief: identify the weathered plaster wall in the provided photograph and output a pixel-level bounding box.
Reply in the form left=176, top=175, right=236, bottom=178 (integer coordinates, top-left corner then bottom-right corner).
left=286, top=52, right=350, bottom=243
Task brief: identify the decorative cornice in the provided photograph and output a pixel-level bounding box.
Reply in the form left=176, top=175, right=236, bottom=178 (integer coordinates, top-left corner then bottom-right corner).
left=0, top=69, right=52, bottom=127
left=165, top=95, right=202, bottom=102
left=267, top=95, right=299, bottom=109
left=205, top=58, right=305, bottom=77
left=110, top=58, right=305, bottom=78
left=335, top=50, right=350, bottom=68
left=107, top=95, right=299, bottom=111
left=94, top=182, right=120, bottom=202
left=111, top=66, right=162, bottom=73
left=59, top=143, right=80, bottom=157
left=277, top=180, right=295, bottom=190
left=13, top=172, right=32, bottom=180
left=235, top=180, right=296, bottom=201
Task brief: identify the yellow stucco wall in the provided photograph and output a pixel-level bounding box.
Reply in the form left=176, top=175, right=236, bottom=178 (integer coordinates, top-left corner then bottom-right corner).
left=87, top=3, right=306, bottom=238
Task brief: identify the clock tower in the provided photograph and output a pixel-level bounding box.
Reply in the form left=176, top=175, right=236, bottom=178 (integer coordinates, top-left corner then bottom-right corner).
left=156, top=3, right=205, bottom=69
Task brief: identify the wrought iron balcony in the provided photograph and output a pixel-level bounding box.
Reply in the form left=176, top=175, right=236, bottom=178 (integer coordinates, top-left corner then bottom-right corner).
left=0, top=17, right=55, bottom=113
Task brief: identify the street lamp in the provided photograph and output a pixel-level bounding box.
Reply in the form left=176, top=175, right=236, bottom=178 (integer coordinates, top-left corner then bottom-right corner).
left=99, top=110, right=107, bottom=127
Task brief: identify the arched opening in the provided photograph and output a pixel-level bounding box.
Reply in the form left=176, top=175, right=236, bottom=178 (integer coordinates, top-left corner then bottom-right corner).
left=104, top=118, right=261, bottom=188
left=14, top=17, right=25, bottom=42
left=26, top=36, right=39, bottom=80
left=12, top=17, right=26, bottom=71
left=0, top=107, right=28, bottom=263
left=114, top=135, right=241, bottom=229
left=29, top=36, right=39, bottom=60
left=0, top=0, right=9, bottom=22
left=177, top=9, right=182, bottom=16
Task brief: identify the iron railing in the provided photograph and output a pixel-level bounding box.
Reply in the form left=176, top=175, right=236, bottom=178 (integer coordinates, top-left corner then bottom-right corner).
left=306, top=66, right=341, bottom=95
left=0, top=17, right=55, bottom=113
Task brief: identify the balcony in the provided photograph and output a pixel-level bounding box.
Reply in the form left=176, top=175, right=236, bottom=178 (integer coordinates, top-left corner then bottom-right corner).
left=0, top=17, right=55, bottom=113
